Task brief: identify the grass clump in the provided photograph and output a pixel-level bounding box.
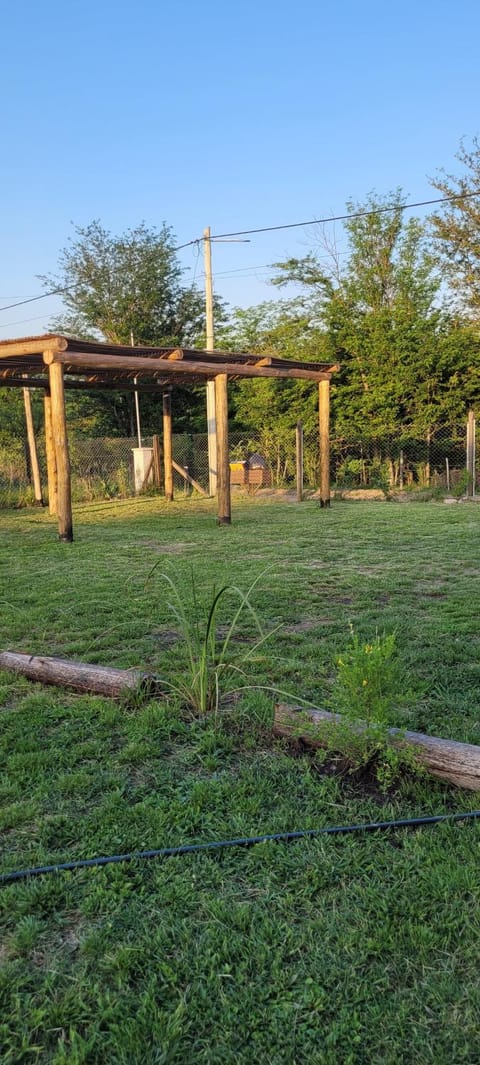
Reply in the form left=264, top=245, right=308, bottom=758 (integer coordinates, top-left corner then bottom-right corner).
left=152, top=569, right=279, bottom=715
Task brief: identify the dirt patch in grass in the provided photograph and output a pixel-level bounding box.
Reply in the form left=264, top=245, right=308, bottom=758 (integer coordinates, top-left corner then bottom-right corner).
left=286, top=739, right=414, bottom=804
left=414, top=580, right=447, bottom=599
left=284, top=619, right=333, bottom=633
left=152, top=628, right=179, bottom=647
left=140, top=540, right=196, bottom=554
left=59, top=927, right=82, bottom=953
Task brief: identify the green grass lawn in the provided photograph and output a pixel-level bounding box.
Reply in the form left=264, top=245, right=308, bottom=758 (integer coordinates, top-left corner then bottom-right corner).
left=1, top=495, right=480, bottom=1064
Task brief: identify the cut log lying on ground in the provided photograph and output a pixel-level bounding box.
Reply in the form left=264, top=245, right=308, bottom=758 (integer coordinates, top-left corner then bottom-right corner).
left=274, top=703, right=480, bottom=792
left=0, top=651, right=160, bottom=699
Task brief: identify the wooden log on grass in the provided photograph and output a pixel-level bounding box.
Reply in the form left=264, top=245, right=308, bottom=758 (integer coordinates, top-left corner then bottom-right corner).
left=0, top=651, right=159, bottom=699
left=274, top=703, right=480, bottom=792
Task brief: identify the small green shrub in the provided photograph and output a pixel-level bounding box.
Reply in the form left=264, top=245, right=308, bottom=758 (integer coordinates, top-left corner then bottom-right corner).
left=332, top=631, right=400, bottom=725
left=324, top=630, right=420, bottom=789
left=335, top=457, right=390, bottom=491
left=451, top=468, right=470, bottom=498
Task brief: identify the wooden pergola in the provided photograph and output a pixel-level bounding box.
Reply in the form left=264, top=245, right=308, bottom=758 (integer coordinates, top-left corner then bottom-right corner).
left=0, top=334, right=338, bottom=541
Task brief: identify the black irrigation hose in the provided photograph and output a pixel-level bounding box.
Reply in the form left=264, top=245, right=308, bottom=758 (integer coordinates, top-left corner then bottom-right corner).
left=1, top=809, right=480, bottom=885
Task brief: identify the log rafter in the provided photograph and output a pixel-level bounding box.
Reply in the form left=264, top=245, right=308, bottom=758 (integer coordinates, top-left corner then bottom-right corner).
left=0, top=334, right=338, bottom=386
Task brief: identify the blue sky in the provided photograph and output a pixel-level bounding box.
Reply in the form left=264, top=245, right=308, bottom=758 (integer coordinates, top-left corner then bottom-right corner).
left=1, top=0, right=479, bottom=339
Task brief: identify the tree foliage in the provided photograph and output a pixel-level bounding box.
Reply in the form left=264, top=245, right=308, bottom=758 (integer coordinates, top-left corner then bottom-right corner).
left=43, top=220, right=207, bottom=346
left=221, top=190, right=480, bottom=478
left=430, top=138, right=480, bottom=316
left=218, top=300, right=328, bottom=437
left=272, top=191, right=479, bottom=442
left=42, top=221, right=224, bottom=435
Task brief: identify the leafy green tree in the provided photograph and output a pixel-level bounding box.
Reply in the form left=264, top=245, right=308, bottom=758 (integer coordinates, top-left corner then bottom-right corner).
left=430, top=138, right=480, bottom=316
left=0, top=391, right=27, bottom=447
left=216, top=300, right=329, bottom=482
left=43, top=220, right=206, bottom=346
left=217, top=192, right=480, bottom=490
left=219, top=299, right=329, bottom=425
left=274, top=193, right=457, bottom=444
left=42, top=221, right=225, bottom=435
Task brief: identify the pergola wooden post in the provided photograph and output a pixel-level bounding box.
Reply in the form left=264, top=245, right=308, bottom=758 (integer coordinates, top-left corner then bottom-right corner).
left=162, top=391, right=173, bottom=502
left=43, top=390, right=57, bottom=515
left=152, top=434, right=163, bottom=490
left=45, top=353, right=73, bottom=541
left=22, top=385, right=43, bottom=505
left=318, top=378, right=331, bottom=507
left=296, top=421, right=304, bottom=503
left=215, top=373, right=231, bottom=524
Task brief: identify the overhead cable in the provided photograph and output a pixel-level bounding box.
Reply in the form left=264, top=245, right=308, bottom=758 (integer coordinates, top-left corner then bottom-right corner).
left=1, top=192, right=477, bottom=315
left=208, top=191, right=480, bottom=240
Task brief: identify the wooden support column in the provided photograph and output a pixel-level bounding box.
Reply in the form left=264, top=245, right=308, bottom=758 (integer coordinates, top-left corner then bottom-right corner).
left=296, top=421, right=304, bottom=503
left=44, top=391, right=57, bottom=516
left=152, top=434, right=163, bottom=490
left=466, top=409, right=475, bottom=496
left=318, top=378, right=331, bottom=508
left=163, top=392, right=173, bottom=502
left=215, top=373, right=231, bottom=524
left=22, top=386, right=44, bottom=505
left=46, top=356, right=73, bottom=541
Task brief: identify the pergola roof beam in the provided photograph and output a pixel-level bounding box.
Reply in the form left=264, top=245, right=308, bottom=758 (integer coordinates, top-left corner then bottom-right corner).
left=0, top=336, right=68, bottom=357
left=44, top=349, right=334, bottom=382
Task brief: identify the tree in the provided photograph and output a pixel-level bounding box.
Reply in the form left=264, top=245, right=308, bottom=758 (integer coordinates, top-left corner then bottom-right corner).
left=218, top=300, right=328, bottom=434
left=0, top=390, right=27, bottom=447
left=273, top=192, right=450, bottom=443
left=215, top=300, right=329, bottom=482
left=42, top=221, right=225, bottom=435
left=43, top=220, right=207, bottom=346
left=430, top=138, right=480, bottom=316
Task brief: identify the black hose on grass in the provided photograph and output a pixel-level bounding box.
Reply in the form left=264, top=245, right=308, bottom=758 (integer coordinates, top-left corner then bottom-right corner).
left=1, top=809, right=480, bottom=885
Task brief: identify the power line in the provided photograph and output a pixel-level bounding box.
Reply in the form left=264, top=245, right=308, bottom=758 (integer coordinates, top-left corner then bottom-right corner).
left=0, top=239, right=201, bottom=314
left=174, top=239, right=202, bottom=253
left=1, top=191, right=478, bottom=316
left=0, top=312, right=54, bottom=330
left=206, top=263, right=271, bottom=278
left=208, top=191, right=480, bottom=240
left=0, top=288, right=67, bottom=313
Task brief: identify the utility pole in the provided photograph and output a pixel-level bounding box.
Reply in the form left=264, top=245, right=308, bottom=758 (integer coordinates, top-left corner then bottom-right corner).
left=204, top=227, right=217, bottom=496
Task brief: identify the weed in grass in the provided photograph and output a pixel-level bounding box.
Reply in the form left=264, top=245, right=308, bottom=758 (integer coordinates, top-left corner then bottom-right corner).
left=11, top=915, right=44, bottom=953
left=149, top=569, right=281, bottom=715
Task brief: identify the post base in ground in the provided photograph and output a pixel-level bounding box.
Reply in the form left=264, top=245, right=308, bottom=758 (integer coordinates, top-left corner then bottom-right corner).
left=319, top=498, right=331, bottom=508
left=217, top=516, right=231, bottom=525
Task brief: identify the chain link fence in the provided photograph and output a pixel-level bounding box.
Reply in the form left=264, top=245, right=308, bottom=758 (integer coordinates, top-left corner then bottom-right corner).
left=0, top=420, right=478, bottom=506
